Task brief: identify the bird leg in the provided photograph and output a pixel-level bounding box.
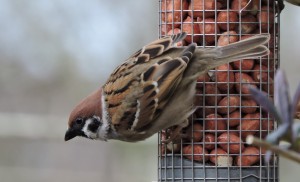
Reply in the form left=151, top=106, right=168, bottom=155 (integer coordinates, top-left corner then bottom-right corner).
left=162, top=119, right=189, bottom=144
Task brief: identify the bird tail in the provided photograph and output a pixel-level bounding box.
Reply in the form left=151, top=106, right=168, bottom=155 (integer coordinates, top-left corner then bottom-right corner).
left=199, top=34, right=270, bottom=69
left=183, top=34, right=270, bottom=80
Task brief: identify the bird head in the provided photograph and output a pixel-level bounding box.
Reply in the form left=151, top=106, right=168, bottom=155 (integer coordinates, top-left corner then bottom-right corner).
left=65, top=88, right=105, bottom=141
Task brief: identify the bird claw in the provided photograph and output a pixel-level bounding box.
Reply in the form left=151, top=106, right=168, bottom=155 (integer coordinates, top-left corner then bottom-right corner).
left=161, top=119, right=189, bottom=144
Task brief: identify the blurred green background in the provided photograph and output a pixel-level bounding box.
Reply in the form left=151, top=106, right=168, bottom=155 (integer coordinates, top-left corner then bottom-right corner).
left=0, top=1, right=299, bottom=182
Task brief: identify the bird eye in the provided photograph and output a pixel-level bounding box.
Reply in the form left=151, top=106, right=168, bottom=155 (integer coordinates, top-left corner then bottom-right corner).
left=75, top=118, right=83, bottom=125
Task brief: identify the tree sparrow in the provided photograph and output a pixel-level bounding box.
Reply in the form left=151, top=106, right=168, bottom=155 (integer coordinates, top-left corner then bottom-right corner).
left=65, top=32, right=270, bottom=142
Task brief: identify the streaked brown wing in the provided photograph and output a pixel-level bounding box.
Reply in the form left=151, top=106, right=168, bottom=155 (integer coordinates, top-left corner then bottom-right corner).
left=109, top=32, right=187, bottom=78
left=102, top=33, right=193, bottom=132
left=131, top=57, right=188, bottom=131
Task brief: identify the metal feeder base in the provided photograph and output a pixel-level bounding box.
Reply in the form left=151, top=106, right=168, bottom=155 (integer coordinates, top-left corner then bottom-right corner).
left=159, top=156, right=278, bottom=182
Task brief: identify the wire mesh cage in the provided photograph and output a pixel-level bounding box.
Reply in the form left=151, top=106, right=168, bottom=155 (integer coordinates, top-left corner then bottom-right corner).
left=158, top=0, right=279, bottom=181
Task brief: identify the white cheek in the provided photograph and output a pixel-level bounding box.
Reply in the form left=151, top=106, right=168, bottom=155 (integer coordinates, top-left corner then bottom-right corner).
left=98, top=91, right=111, bottom=141
left=82, top=119, right=98, bottom=139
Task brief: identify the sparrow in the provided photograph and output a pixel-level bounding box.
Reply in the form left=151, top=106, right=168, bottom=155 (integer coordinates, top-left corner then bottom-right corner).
left=65, top=32, right=270, bottom=142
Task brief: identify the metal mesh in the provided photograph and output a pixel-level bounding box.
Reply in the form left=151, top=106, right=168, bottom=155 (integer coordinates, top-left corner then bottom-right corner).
left=158, top=0, right=279, bottom=181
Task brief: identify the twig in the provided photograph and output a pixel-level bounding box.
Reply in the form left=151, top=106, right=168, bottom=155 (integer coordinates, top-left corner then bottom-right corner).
left=246, top=135, right=300, bottom=164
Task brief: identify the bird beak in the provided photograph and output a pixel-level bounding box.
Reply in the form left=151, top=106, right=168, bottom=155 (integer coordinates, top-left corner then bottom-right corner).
left=64, top=128, right=76, bottom=141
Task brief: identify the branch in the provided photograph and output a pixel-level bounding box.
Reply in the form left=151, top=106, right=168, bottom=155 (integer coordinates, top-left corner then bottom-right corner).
left=246, top=135, right=300, bottom=164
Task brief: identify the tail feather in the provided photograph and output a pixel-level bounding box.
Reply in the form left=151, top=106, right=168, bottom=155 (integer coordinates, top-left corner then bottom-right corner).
left=225, top=46, right=270, bottom=61
left=217, top=34, right=270, bottom=58
left=209, top=45, right=270, bottom=68
left=183, top=34, right=270, bottom=81
left=195, top=34, right=270, bottom=69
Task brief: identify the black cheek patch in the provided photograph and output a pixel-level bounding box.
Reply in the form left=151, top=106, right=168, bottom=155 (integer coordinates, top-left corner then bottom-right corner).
left=88, top=121, right=100, bottom=133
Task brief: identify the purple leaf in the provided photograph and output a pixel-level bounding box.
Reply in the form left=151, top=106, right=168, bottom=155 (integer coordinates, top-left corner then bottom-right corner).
left=266, top=123, right=290, bottom=144
left=264, top=150, right=273, bottom=163
left=265, top=143, right=291, bottom=163
left=292, top=83, right=300, bottom=119
left=274, top=70, right=292, bottom=124
left=249, top=86, right=282, bottom=123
